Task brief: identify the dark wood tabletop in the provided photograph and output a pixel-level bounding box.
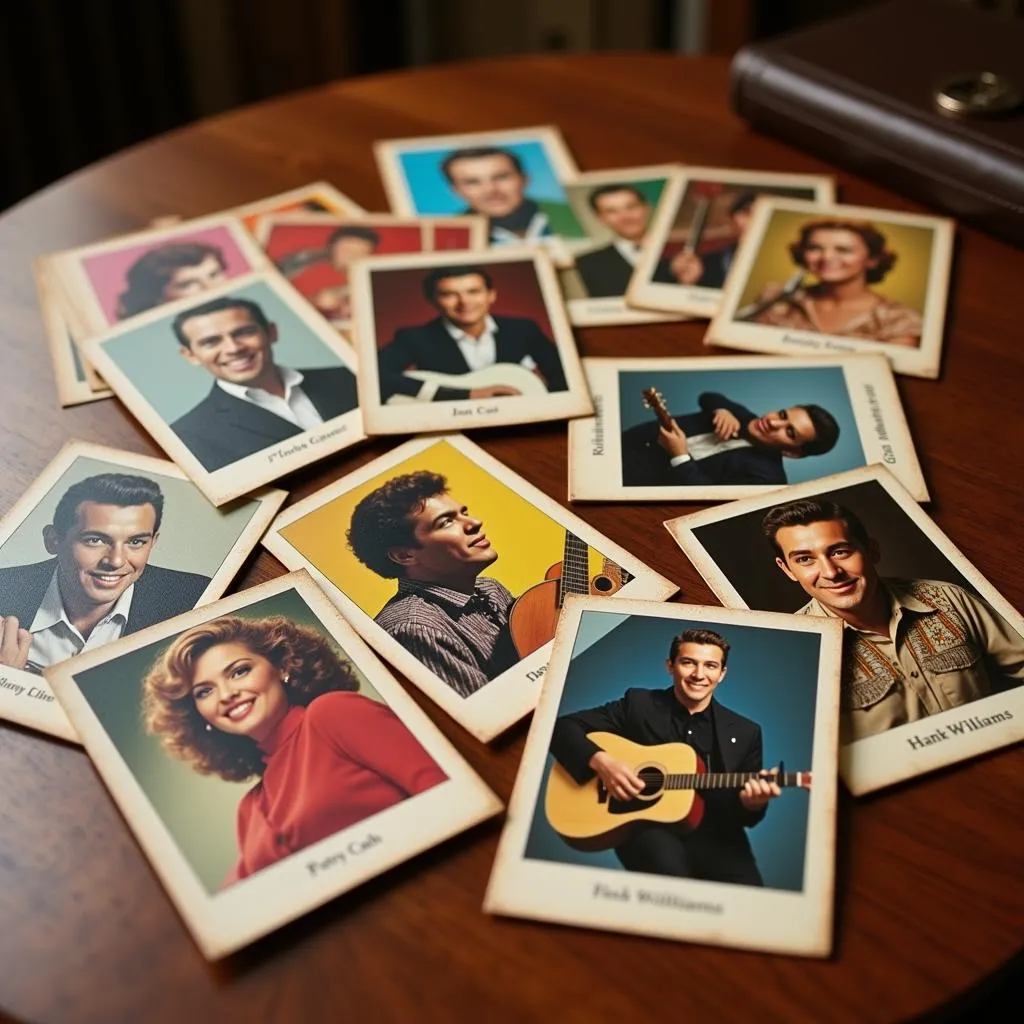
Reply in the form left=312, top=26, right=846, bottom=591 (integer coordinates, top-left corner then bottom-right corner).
left=0, top=53, right=1021, bottom=1024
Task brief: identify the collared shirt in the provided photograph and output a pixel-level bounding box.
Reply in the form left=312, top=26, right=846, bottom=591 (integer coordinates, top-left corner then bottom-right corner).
left=669, top=431, right=752, bottom=468
left=26, top=569, right=134, bottom=670
left=216, top=366, right=324, bottom=430
left=753, top=287, right=923, bottom=343
left=374, top=576, right=519, bottom=698
left=797, top=578, right=1024, bottom=741
left=491, top=210, right=551, bottom=244
left=612, top=237, right=643, bottom=267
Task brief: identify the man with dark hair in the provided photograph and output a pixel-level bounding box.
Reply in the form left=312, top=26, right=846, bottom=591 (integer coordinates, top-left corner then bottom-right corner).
left=0, top=474, right=210, bottom=672
left=440, top=147, right=579, bottom=244
left=549, top=627, right=779, bottom=885
left=667, top=189, right=757, bottom=289
left=169, top=295, right=358, bottom=471
left=573, top=184, right=676, bottom=298
left=347, top=470, right=519, bottom=697
left=621, top=391, right=840, bottom=487
left=762, top=498, right=1024, bottom=742
left=117, top=242, right=228, bottom=319
left=376, top=265, right=568, bottom=403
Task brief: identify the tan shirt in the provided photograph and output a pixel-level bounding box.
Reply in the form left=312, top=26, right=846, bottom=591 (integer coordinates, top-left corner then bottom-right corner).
left=796, top=579, right=1024, bottom=742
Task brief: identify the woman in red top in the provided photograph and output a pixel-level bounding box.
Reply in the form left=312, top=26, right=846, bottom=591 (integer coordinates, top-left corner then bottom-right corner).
left=142, top=614, right=447, bottom=887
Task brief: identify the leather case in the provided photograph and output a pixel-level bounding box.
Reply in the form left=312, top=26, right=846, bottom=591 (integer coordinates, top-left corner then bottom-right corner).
left=729, top=0, right=1024, bottom=247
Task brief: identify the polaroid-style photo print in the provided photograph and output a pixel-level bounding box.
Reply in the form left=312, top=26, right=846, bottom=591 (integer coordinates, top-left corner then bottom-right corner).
left=45, top=570, right=502, bottom=959
left=350, top=247, right=593, bottom=435
left=557, top=164, right=691, bottom=327
left=0, top=441, right=286, bottom=742
left=82, top=272, right=365, bottom=507
left=627, top=168, right=836, bottom=319
left=50, top=213, right=273, bottom=344
left=35, top=257, right=113, bottom=406
left=706, top=198, right=955, bottom=379
left=262, top=434, right=677, bottom=742
left=226, top=181, right=365, bottom=236
left=375, top=126, right=585, bottom=255
left=484, top=596, right=842, bottom=957
left=568, top=354, right=928, bottom=503
left=665, top=464, right=1024, bottom=795
left=256, top=212, right=487, bottom=331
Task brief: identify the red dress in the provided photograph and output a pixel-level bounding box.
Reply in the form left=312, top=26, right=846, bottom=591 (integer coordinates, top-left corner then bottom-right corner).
left=225, top=691, right=447, bottom=885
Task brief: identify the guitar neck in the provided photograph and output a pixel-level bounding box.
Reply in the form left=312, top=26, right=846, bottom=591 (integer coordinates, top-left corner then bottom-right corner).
left=665, top=771, right=810, bottom=790
left=557, top=531, right=591, bottom=604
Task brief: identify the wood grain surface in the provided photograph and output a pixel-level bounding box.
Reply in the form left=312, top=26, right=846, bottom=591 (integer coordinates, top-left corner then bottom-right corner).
left=0, top=54, right=1021, bottom=1024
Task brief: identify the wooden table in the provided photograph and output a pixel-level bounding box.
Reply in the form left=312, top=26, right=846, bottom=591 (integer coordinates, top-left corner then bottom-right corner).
left=0, top=54, right=1021, bottom=1024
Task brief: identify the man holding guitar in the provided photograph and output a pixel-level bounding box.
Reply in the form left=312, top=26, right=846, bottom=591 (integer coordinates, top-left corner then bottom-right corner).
left=549, top=628, right=781, bottom=886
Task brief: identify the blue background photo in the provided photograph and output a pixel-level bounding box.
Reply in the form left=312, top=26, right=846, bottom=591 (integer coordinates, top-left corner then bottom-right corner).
left=523, top=610, right=822, bottom=893
left=618, top=365, right=866, bottom=485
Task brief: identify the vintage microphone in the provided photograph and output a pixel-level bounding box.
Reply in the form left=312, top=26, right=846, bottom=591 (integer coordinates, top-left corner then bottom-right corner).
left=734, top=269, right=805, bottom=321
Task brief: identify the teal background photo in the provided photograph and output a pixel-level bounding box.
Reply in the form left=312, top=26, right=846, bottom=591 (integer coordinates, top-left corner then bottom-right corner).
left=101, top=279, right=345, bottom=422
left=618, top=365, right=866, bottom=485
left=523, top=610, right=821, bottom=893
left=74, top=588, right=382, bottom=895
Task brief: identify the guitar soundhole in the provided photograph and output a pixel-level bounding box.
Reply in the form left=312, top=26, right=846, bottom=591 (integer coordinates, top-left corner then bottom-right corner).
left=605, top=765, right=665, bottom=815
left=591, top=575, right=614, bottom=593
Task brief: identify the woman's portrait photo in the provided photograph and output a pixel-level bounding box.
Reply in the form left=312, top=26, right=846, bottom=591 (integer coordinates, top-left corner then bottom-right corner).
left=708, top=199, right=954, bottom=380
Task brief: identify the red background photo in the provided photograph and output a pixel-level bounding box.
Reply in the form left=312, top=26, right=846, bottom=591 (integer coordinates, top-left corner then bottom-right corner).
left=369, top=259, right=557, bottom=350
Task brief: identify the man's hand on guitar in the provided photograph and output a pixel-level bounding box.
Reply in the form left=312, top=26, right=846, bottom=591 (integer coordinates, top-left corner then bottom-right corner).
left=0, top=615, right=31, bottom=670
left=656, top=420, right=689, bottom=459
left=589, top=750, right=645, bottom=801
left=469, top=385, right=522, bottom=398
left=712, top=408, right=741, bottom=440
left=669, top=251, right=705, bottom=286
left=739, top=770, right=782, bottom=812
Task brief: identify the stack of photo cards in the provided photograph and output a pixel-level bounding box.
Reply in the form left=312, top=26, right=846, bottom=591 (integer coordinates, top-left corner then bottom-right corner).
left=226, top=180, right=366, bottom=236
left=262, top=434, right=678, bottom=742
left=0, top=441, right=286, bottom=742
left=568, top=354, right=927, bottom=503
left=664, top=465, right=1024, bottom=794
left=484, top=596, right=843, bottom=957
left=81, top=272, right=365, bottom=506
left=45, top=571, right=503, bottom=959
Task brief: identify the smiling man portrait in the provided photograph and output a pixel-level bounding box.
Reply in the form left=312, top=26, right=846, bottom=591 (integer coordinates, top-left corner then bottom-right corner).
left=169, top=295, right=358, bottom=472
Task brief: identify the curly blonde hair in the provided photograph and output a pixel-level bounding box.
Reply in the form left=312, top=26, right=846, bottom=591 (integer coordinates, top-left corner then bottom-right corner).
left=789, top=219, right=897, bottom=284
left=142, top=615, right=358, bottom=783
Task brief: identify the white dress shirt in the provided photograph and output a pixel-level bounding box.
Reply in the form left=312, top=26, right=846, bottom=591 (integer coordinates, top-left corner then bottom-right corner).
left=613, top=237, right=643, bottom=267
left=27, top=570, right=135, bottom=669
left=669, top=432, right=752, bottom=467
left=491, top=210, right=550, bottom=244
left=216, top=367, right=324, bottom=430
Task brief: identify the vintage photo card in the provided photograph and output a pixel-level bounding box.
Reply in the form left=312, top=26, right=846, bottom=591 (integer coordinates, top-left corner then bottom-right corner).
left=627, top=168, right=836, bottom=319
left=0, top=441, right=286, bottom=742
left=374, top=126, right=585, bottom=257
left=50, top=212, right=273, bottom=344
left=82, top=272, right=365, bottom=507
left=664, top=464, right=1024, bottom=795
left=568, top=354, right=928, bottom=504
left=484, top=596, right=842, bottom=957
left=262, top=434, right=678, bottom=742
left=45, top=570, right=502, bottom=959
left=350, top=246, right=593, bottom=435
left=255, top=212, right=487, bottom=331
left=557, top=164, right=691, bottom=327
left=706, top=198, right=955, bottom=379
left=226, top=181, right=365, bottom=236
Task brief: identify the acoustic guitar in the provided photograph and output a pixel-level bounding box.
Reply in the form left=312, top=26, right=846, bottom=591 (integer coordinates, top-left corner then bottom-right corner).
left=508, top=531, right=632, bottom=658
left=545, top=731, right=811, bottom=851
left=385, top=364, right=549, bottom=405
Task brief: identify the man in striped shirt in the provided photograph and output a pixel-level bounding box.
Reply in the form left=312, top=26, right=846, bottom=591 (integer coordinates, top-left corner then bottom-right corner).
left=347, top=470, right=520, bottom=697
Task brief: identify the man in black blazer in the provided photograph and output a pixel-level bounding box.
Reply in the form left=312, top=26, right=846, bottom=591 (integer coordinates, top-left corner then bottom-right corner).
left=573, top=184, right=676, bottom=298
left=0, top=473, right=210, bottom=673
left=550, top=628, right=779, bottom=886
left=666, top=190, right=756, bottom=289
left=377, top=264, right=569, bottom=403
left=620, top=390, right=840, bottom=488
left=170, top=296, right=358, bottom=472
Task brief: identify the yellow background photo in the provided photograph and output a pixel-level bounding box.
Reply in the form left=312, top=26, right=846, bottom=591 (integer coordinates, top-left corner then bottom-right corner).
left=736, top=209, right=936, bottom=315
left=279, top=440, right=616, bottom=617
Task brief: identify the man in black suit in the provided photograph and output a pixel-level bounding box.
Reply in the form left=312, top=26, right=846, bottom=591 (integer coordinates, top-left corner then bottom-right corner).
left=574, top=184, right=676, bottom=298
left=0, top=474, right=210, bottom=673
left=620, top=390, right=840, bottom=487
left=550, top=628, right=779, bottom=885
left=377, top=264, right=568, bottom=403
left=170, top=296, right=358, bottom=471
left=667, top=190, right=756, bottom=289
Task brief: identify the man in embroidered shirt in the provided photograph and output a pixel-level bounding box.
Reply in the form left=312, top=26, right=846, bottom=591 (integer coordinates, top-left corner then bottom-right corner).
left=376, top=264, right=568, bottom=403
left=549, top=628, right=780, bottom=885
left=573, top=184, right=676, bottom=298
left=0, top=474, right=210, bottom=673
left=346, top=470, right=520, bottom=698
left=761, top=498, right=1024, bottom=742
left=620, top=390, right=840, bottom=488
left=441, top=147, right=579, bottom=246
left=169, top=295, right=358, bottom=471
